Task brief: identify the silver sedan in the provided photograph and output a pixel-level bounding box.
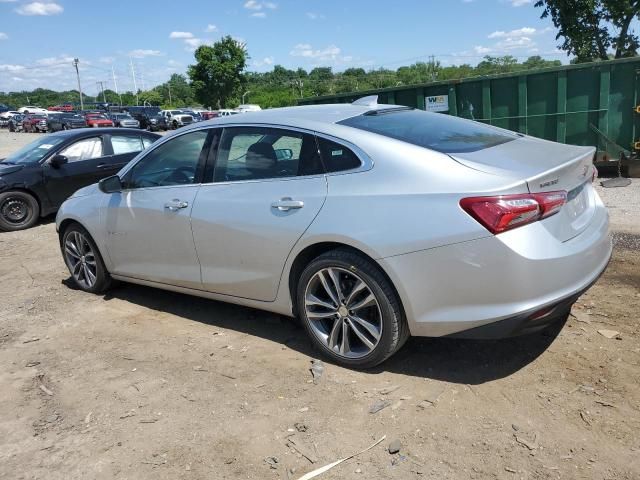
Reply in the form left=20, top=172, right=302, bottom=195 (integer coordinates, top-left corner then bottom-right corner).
left=56, top=97, right=612, bottom=368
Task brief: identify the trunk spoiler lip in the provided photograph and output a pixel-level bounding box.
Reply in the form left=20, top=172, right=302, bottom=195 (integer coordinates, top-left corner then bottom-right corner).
left=447, top=136, right=596, bottom=184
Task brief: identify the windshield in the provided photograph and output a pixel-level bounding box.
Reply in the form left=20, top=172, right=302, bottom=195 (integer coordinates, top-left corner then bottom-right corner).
left=87, top=114, right=107, bottom=119
left=2, top=135, right=66, bottom=165
left=338, top=108, right=517, bottom=154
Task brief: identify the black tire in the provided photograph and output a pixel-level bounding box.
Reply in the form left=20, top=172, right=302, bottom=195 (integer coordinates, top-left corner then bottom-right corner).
left=296, top=248, right=409, bottom=369
left=0, top=191, right=40, bottom=232
left=61, top=223, right=112, bottom=294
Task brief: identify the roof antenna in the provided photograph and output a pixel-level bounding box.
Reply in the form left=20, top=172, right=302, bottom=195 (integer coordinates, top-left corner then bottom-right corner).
left=352, top=95, right=378, bottom=107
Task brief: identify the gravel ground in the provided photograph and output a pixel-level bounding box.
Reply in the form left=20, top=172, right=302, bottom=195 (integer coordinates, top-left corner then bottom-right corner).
left=1, top=128, right=639, bottom=480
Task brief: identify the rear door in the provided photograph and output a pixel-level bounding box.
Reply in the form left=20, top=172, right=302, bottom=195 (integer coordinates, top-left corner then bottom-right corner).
left=43, top=135, right=108, bottom=207
left=105, top=133, right=156, bottom=173
left=190, top=126, right=327, bottom=301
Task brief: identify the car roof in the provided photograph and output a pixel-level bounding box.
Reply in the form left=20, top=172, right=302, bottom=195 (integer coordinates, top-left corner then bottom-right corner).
left=47, top=128, right=161, bottom=139
left=179, top=103, right=405, bottom=132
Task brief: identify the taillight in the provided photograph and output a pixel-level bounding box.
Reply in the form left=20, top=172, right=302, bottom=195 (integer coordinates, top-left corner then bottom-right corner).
left=460, top=191, right=567, bottom=234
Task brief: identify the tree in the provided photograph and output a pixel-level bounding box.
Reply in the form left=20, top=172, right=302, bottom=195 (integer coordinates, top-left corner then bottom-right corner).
left=535, top=0, right=640, bottom=62
left=138, top=90, right=163, bottom=106
left=187, top=36, right=248, bottom=108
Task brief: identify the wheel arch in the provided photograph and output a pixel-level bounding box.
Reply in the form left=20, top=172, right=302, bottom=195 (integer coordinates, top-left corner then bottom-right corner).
left=287, top=241, right=406, bottom=321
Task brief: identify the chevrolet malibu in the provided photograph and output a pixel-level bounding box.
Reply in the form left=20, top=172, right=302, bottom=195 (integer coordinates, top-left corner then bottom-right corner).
left=56, top=98, right=612, bottom=368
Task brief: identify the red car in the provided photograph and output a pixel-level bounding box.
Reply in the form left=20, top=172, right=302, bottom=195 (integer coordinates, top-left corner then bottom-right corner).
left=84, top=113, right=114, bottom=128
left=22, top=114, right=48, bottom=133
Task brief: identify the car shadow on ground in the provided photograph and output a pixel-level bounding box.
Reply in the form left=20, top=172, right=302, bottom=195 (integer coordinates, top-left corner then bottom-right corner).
left=64, top=280, right=564, bottom=385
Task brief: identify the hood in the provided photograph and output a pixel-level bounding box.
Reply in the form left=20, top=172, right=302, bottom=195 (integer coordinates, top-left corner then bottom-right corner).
left=0, top=163, right=24, bottom=176
left=70, top=182, right=100, bottom=198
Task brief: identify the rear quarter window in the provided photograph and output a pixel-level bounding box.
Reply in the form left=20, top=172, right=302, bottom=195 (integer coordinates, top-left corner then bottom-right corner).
left=317, top=137, right=361, bottom=172
left=338, top=109, right=517, bottom=154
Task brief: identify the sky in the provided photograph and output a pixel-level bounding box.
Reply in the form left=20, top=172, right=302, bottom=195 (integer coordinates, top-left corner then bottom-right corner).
left=0, top=0, right=570, bottom=96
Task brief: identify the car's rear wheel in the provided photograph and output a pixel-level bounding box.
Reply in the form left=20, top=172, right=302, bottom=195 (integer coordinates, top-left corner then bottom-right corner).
left=61, top=224, right=112, bottom=294
left=297, top=249, right=409, bottom=369
left=0, top=191, right=40, bottom=231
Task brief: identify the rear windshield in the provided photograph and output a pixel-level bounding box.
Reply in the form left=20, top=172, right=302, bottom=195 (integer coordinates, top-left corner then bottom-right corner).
left=338, top=109, right=517, bottom=153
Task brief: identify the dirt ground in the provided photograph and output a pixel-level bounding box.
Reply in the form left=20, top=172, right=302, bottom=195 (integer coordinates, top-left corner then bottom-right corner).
left=1, top=129, right=639, bottom=480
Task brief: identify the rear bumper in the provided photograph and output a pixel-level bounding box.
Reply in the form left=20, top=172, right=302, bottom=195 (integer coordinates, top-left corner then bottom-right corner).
left=379, top=193, right=612, bottom=338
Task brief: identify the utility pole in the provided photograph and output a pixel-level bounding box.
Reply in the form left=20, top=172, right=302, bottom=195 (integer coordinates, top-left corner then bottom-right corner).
left=167, top=82, right=172, bottom=107
left=73, top=58, right=84, bottom=110
left=96, top=81, right=107, bottom=103
left=129, top=57, right=139, bottom=106
left=112, top=65, right=123, bottom=105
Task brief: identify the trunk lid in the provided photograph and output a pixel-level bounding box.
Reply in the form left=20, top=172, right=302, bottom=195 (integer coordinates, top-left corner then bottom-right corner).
left=450, top=136, right=597, bottom=242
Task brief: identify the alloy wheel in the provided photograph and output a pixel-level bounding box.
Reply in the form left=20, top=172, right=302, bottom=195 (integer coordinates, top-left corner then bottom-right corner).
left=64, top=231, right=98, bottom=289
left=304, top=267, right=383, bottom=359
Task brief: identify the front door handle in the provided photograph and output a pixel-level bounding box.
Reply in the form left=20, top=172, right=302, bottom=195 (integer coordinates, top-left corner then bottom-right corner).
left=164, top=199, right=189, bottom=211
left=271, top=197, right=304, bottom=212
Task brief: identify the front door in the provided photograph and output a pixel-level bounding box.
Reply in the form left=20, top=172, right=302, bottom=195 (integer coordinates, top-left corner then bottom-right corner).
left=103, top=129, right=211, bottom=288
left=191, top=126, right=327, bottom=301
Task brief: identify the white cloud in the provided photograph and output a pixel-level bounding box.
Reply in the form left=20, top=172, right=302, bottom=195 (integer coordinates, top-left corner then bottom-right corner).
left=0, top=64, right=25, bottom=72
left=15, top=2, right=63, bottom=15
left=128, top=49, right=163, bottom=58
left=510, top=0, right=532, bottom=6
left=169, top=31, right=194, bottom=39
left=253, top=56, right=274, bottom=67
left=289, top=43, right=355, bottom=65
left=205, top=24, right=217, bottom=32
left=473, top=46, right=492, bottom=55
left=488, top=27, right=536, bottom=38
left=244, top=0, right=276, bottom=15
left=306, top=12, right=325, bottom=20
left=99, top=56, right=115, bottom=64
left=36, top=55, right=74, bottom=66
left=0, top=32, right=7, bottom=40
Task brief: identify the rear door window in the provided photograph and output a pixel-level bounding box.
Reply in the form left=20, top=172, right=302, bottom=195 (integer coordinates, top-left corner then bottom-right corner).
left=111, top=135, right=143, bottom=154
left=338, top=108, right=517, bottom=153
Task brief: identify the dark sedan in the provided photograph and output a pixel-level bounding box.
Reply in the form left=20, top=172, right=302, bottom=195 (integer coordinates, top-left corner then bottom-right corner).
left=48, top=113, right=87, bottom=132
left=0, top=128, right=161, bottom=231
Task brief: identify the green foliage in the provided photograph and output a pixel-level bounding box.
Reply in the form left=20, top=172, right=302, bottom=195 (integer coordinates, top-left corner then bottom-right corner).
left=535, top=0, right=640, bottom=62
left=187, top=36, right=248, bottom=109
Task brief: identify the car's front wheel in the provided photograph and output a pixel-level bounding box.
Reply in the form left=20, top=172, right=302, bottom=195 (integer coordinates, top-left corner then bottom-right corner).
left=0, top=191, right=40, bottom=231
left=61, top=224, right=112, bottom=293
left=297, top=249, right=409, bottom=369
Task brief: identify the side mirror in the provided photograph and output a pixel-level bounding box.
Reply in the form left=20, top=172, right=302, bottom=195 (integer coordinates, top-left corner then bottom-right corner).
left=50, top=154, right=68, bottom=168
left=99, top=175, right=122, bottom=194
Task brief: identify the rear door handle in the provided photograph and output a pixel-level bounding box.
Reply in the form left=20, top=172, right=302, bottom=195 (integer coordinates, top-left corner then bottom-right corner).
left=164, top=199, right=189, bottom=211
left=271, top=197, right=304, bottom=212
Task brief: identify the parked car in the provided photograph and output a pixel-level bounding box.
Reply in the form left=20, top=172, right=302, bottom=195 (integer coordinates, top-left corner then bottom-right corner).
left=47, top=113, right=87, bottom=132
left=7, top=114, right=24, bottom=132
left=0, top=128, right=161, bottom=231
left=48, top=104, right=75, bottom=112
left=55, top=100, right=612, bottom=368
left=109, top=113, right=140, bottom=129
left=125, top=106, right=167, bottom=131
left=18, top=106, right=49, bottom=114
left=160, top=110, right=194, bottom=129
left=183, top=110, right=203, bottom=122
left=85, top=113, right=114, bottom=128
left=216, top=109, right=238, bottom=117
left=234, top=104, right=262, bottom=113
left=0, top=111, right=21, bottom=128
left=200, top=111, right=218, bottom=120
left=22, top=114, right=48, bottom=133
